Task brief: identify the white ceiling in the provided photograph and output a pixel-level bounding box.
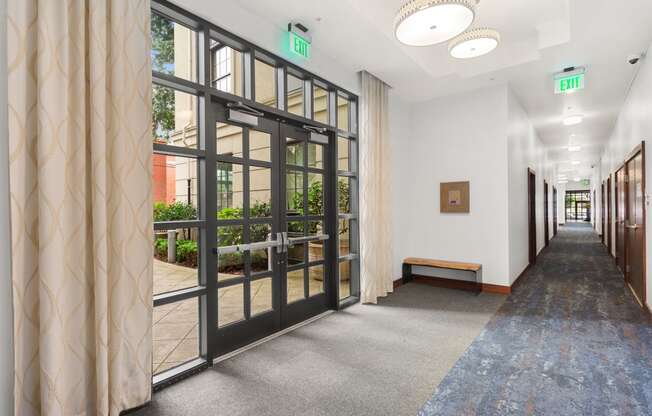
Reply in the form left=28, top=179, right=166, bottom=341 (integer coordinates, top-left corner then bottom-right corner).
left=228, top=0, right=652, bottom=179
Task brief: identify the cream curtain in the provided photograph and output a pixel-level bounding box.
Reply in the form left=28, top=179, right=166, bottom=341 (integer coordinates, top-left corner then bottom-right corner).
left=8, top=0, right=153, bottom=414
left=359, top=71, right=393, bottom=304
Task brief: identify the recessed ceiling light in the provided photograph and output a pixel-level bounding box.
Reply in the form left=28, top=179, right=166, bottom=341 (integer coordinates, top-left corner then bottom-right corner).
left=563, top=115, right=583, bottom=126
left=568, top=145, right=581, bottom=152
left=449, top=28, right=501, bottom=59
left=574, top=177, right=581, bottom=181
left=558, top=180, right=569, bottom=184
left=394, top=0, right=477, bottom=46
left=571, top=161, right=581, bottom=165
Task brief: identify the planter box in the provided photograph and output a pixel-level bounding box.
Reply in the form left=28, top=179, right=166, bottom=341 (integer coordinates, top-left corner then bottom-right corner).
left=309, top=240, right=349, bottom=281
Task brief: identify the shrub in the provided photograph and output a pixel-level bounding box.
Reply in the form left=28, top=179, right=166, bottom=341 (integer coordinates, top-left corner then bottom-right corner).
left=153, top=237, right=198, bottom=268
left=154, top=201, right=197, bottom=222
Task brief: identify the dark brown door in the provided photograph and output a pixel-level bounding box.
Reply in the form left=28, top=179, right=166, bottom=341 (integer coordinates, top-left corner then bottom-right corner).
left=553, top=187, right=558, bottom=236
left=544, top=181, right=549, bottom=245
left=625, top=145, right=646, bottom=305
left=593, top=190, right=596, bottom=228
left=601, top=182, right=606, bottom=244
left=528, top=169, right=536, bottom=265
left=615, top=166, right=626, bottom=272
left=607, top=175, right=612, bottom=255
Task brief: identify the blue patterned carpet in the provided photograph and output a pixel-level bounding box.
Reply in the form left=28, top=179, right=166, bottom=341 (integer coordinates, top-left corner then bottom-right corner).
left=419, top=223, right=652, bottom=416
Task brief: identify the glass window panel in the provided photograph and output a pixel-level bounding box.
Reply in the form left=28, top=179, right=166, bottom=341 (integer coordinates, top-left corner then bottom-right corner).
left=250, top=223, right=272, bottom=273
left=286, top=137, right=304, bottom=166
left=338, top=219, right=352, bottom=258
left=209, top=41, right=243, bottom=96
left=308, top=221, right=324, bottom=262
left=286, top=169, right=304, bottom=216
left=287, top=221, right=305, bottom=266
left=308, top=142, right=323, bottom=169
left=337, top=95, right=349, bottom=132
left=287, top=74, right=304, bottom=117
left=152, top=85, right=198, bottom=148
left=151, top=13, right=197, bottom=82
left=250, top=130, right=271, bottom=162
left=313, top=85, right=329, bottom=124
left=251, top=277, right=273, bottom=316
left=308, top=265, right=324, bottom=296
left=250, top=167, right=272, bottom=217
left=218, top=284, right=244, bottom=327
left=338, top=177, right=352, bottom=214
left=255, top=59, right=277, bottom=107
left=338, top=137, right=352, bottom=172
left=217, top=162, right=244, bottom=217
left=216, top=122, right=243, bottom=158
left=218, top=225, right=244, bottom=281
left=153, top=297, right=199, bottom=374
left=287, top=268, right=305, bottom=303
left=154, top=228, right=200, bottom=295
left=307, top=173, right=323, bottom=215
left=339, top=261, right=351, bottom=300
left=153, top=155, right=199, bottom=220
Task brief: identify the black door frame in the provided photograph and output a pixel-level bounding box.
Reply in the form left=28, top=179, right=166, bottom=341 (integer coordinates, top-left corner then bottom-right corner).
left=211, top=101, right=336, bottom=356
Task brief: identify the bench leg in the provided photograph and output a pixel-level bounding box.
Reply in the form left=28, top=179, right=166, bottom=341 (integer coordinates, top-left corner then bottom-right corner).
left=402, top=263, right=413, bottom=284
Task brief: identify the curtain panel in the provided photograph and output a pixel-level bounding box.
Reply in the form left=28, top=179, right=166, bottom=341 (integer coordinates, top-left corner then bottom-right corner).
left=7, top=0, right=153, bottom=414
left=359, top=71, right=394, bottom=304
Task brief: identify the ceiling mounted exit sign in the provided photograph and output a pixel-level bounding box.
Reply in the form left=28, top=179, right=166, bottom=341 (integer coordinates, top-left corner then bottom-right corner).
left=554, top=67, right=586, bottom=94
left=290, top=32, right=311, bottom=59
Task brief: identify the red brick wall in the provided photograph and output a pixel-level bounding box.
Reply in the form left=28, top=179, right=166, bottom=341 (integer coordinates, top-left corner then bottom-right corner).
left=153, top=153, right=176, bottom=204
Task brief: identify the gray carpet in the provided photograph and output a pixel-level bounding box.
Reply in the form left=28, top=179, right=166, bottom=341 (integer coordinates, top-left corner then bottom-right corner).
left=420, top=223, right=652, bottom=415
left=134, top=284, right=505, bottom=416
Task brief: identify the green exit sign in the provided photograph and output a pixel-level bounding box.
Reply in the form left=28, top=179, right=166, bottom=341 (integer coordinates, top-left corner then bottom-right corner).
left=555, top=70, right=585, bottom=94
left=290, top=32, right=310, bottom=59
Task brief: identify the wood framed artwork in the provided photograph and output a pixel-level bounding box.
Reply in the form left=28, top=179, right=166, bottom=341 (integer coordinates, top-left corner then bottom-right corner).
left=440, top=181, right=470, bottom=213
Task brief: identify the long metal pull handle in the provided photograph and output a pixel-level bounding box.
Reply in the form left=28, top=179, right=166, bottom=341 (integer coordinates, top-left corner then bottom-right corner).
left=217, top=235, right=282, bottom=255
left=287, top=234, right=329, bottom=247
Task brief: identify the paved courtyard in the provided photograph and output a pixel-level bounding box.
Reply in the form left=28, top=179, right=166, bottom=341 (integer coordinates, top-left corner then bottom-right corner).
left=153, top=259, right=351, bottom=374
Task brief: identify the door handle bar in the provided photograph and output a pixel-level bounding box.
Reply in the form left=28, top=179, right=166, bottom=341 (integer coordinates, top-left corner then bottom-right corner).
left=287, top=234, right=329, bottom=247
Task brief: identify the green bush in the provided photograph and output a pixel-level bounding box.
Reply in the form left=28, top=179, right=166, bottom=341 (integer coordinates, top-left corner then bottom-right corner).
left=154, top=201, right=197, bottom=222
left=153, top=237, right=198, bottom=268
left=176, top=240, right=198, bottom=264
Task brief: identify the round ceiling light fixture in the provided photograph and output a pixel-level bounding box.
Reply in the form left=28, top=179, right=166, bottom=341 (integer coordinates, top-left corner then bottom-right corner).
left=394, top=0, right=478, bottom=46
left=449, top=28, right=500, bottom=59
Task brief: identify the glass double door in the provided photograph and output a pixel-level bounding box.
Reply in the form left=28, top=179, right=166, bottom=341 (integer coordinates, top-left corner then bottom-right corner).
left=213, top=102, right=333, bottom=356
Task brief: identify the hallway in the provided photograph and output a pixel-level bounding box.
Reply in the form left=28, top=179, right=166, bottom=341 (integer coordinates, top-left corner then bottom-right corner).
left=420, top=223, right=652, bottom=415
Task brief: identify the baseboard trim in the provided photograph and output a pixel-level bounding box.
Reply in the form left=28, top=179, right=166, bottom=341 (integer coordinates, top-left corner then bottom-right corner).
left=401, top=263, right=532, bottom=296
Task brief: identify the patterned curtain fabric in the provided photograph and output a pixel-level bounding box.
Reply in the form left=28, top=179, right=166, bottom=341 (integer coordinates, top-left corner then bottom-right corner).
left=7, top=0, right=153, bottom=414
left=359, top=71, right=394, bottom=304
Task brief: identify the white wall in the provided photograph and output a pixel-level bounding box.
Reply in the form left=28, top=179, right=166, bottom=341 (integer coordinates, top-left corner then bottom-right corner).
left=599, top=41, right=652, bottom=308
left=0, top=0, right=14, bottom=412
left=390, top=86, right=511, bottom=286
left=507, top=88, right=556, bottom=283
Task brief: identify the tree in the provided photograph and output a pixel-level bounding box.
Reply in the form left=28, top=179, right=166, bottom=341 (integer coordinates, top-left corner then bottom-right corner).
left=151, top=14, right=175, bottom=140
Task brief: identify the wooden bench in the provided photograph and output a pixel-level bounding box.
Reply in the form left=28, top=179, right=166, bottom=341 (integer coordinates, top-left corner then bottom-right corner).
left=402, top=257, right=483, bottom=294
